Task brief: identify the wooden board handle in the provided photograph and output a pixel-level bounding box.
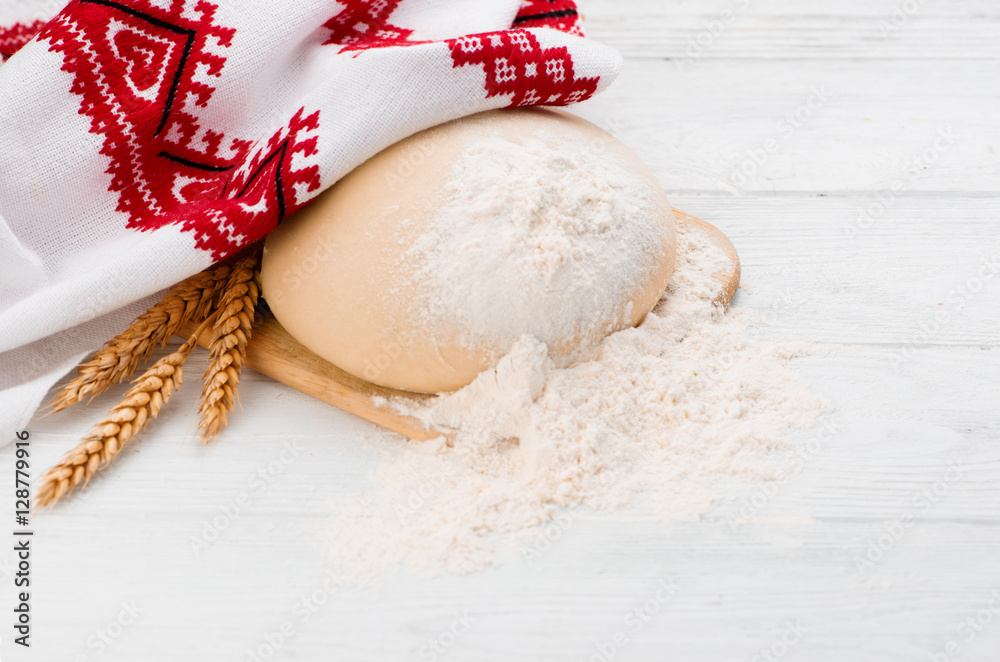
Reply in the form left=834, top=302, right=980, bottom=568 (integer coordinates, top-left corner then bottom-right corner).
left=179, top=315, right=453, bottom=443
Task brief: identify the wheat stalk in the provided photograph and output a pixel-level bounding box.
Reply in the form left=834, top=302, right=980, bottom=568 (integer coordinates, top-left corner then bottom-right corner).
left=34, top=317, right=215, bottom=508
left=196, top=252, right=261, bottom=443
left=43, top=263, right=232, bottom=415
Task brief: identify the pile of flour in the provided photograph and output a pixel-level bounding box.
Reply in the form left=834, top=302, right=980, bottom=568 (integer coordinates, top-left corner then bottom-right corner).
left=402, top=130, right=669, bottom=358
left=325, top=224, right=832, bottom=579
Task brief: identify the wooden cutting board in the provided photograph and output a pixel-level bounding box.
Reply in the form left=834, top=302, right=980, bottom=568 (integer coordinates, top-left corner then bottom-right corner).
left=179, top=210, right=739, bottom=442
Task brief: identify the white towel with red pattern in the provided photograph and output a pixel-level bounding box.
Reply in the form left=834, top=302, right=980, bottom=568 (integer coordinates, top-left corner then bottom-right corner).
left=0, top=0, right=621, bottom=442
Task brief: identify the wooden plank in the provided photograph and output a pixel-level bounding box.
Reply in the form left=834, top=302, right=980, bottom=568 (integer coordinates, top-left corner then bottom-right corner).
left=583, top=0, right=1000, bottom=60
left=573, top=59, right=1000, bottom=193
left=669, top=197, right=1000, bottom=346
left=25, top=345, right=1000, bottom=521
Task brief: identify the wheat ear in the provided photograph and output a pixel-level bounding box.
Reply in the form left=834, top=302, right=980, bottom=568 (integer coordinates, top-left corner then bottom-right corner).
left=34, top=314, right=218, bottom=508
left=196, top=252, right=261, bottom=443
left=42, top=263, right=232, bottom=416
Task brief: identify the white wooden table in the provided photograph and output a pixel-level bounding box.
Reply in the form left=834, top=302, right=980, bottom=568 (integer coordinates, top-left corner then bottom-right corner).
left=5, top=1, right=1000, bottom=659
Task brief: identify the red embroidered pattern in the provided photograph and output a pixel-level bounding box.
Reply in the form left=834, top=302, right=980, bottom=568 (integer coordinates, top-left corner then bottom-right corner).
left=184, top=108, right=321, bottom=252
left=37, top=0, right=321, bottom=258
left=39, top=0, right=236, bottom=221
left=320, top=1, right=597, bottom=108
left=323, top=0, right=418, bottom=53
left=448, top=30, right=599, bottom=108
left=0, top=20, right=46, bottom=60
left=514, top=0, right=585, bottom=37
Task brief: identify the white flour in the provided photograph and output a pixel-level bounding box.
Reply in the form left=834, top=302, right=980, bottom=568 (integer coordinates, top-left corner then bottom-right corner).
left=403, top=130, right=669, bottom=359
left=325, top=225, right=832, bottom=579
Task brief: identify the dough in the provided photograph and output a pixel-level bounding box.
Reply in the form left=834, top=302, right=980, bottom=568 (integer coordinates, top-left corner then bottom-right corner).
left=261, top=108, right=676, bottom=393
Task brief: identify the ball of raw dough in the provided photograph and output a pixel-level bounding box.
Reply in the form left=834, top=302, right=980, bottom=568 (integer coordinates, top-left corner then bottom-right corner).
left=261, top=108, right=676, bottom=393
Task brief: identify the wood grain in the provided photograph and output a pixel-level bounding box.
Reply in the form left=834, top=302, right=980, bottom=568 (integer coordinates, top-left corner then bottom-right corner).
left=583, top=0, right=1000, bottom=60
left=179, top=211, right=740, bottom=443
left=572, top=59, right=999, bottom=194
